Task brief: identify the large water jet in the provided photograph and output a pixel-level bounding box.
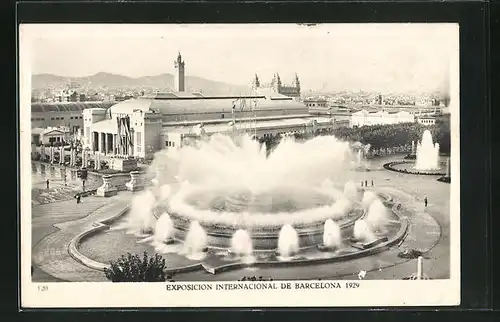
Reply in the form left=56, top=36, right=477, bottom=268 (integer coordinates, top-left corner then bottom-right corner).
left=127, top=134, right=366, bottom=253
left=415, top=130, right=440, bottom=170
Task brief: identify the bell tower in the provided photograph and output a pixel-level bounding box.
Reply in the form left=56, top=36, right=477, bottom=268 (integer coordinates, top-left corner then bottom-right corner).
left=173, top=52, right=185, bottom=92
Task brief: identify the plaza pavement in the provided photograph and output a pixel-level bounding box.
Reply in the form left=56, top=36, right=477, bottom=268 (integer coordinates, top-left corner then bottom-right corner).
left=31, top=192, right=132, bottom=282
left=31, top=169, right=103, bottom=206
left=30, top=154, right=451, bottom=282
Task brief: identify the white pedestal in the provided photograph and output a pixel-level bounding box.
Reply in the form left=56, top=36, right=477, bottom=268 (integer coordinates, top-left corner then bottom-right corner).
left=108, top=158, right=138, bottom=172
left=126, top=171, right=143, bottom=192
left=96, top=175, right=118, bottom=197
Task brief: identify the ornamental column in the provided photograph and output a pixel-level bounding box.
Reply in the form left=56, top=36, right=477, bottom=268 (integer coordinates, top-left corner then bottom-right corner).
left=59, top=146, right=65, bottom=165
left=49, top=146, right=55, bottom=164
left=95, top=152, right=101, bottom=171
left=105, top=133, right=109, bottom=155
left=40, top=145, right=46, bottom=161
left=98, top=132, right=103, bottom=153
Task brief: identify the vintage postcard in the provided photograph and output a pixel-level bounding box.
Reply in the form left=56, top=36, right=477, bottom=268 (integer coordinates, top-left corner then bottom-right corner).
left=20, top=23, right=460, bottom=307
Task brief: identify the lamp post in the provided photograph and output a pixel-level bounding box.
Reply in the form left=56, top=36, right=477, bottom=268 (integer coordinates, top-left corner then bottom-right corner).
left=63, top=162, right=67, bottom=186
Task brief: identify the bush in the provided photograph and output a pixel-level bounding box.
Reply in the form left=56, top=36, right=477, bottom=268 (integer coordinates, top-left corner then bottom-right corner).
left=104, top=252, right=167, bottom=282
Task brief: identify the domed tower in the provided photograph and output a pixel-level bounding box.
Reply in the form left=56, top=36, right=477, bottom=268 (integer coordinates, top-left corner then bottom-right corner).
left=173, top=52, right=185, bottom=92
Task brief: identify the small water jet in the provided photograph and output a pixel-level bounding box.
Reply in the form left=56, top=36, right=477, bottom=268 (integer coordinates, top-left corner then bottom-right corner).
left=343, top=180, right=358, bottom=200
left=182, top=220, right=208, bottom=260
left=416, top=130, right=440, bottom=170
left=153, top=212, right=175, bottom=244
left=353, top=220, right=376, bottom=242
left=322, top=219, right=342, bottom=249
left=230, top=229, right=254, bottom=257
left=356, top=150, right=362, bottom=166
left=361, top=190, right=378, bottom=209
left=365, top=199, right=388, bottom=231
left=277, top=224, right=299, bottom=258
left=128, top=190, right=157, bottom=234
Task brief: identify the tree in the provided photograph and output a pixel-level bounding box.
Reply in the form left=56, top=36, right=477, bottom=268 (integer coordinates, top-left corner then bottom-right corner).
left=104, top=251, right=168, bottom=282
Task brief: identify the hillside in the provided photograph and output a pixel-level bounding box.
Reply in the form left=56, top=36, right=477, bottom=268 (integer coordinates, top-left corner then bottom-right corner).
left=31, top=72, right=250, bottom=96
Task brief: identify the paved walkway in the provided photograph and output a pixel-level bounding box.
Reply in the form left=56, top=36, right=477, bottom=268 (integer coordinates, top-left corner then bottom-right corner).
left=32, top=192, right=132, bottom=282
left=31, top=162, right=106, bottom=206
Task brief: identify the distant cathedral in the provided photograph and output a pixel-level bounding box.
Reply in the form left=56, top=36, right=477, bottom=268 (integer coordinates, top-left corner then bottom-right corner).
left=252, top=73, right=301, bottom=101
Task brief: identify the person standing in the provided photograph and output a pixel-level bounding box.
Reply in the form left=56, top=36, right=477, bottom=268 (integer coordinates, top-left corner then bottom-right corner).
left=361, top=181, right=363, bottom=187
left=424, top=197, right=428, bottom=208
left=371, top=180, right=374, bottom=187
left=76, top=194, right=81, bottom=204
left=365, top=180, right=368, bottom=187
left=46, top=179, right=50, bottom=190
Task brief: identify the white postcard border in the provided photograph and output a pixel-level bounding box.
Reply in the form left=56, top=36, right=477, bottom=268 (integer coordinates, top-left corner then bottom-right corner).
left=20, top=23, right=461, bottom=308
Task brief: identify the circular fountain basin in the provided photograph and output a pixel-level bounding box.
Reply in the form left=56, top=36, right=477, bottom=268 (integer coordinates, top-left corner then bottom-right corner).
left=159, top=186, right=364, bottom=251
left=73, top=189, right=423, bottom=279
left=384, top=160, right=447, bottom=176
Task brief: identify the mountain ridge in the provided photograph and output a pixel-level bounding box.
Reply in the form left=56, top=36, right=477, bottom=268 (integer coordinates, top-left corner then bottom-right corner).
left=31, top=72, right=250, bottom=95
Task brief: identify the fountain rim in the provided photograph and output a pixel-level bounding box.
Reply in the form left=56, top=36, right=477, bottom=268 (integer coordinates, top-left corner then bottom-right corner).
left=155, top=199, right=364, bottom=230
left=383, top=160, right=447, bottom=176
left=155, top=184, right=361, bottom=227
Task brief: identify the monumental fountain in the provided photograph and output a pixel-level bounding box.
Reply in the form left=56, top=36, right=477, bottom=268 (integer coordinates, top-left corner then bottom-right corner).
left=115, top=134, right=406, bottom=258
left=73, top=133, right=411, bottom=276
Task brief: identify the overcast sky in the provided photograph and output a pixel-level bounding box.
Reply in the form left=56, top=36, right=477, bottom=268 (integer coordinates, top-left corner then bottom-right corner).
left=22, top=23, right=458, bottom=93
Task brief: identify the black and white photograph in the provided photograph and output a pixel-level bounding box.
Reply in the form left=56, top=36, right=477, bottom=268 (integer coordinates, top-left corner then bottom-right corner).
left=21, top=23, right=460, bottom=307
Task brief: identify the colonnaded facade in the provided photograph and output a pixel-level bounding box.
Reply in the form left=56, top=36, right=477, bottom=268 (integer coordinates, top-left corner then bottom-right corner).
left=82, top=90, right=345, bottom=159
